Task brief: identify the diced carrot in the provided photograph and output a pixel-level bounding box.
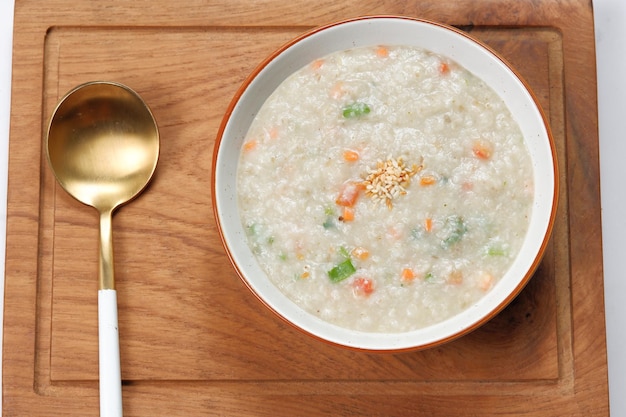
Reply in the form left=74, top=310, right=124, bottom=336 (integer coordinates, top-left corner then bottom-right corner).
left=343, top=149, right=360, bottom=162
left=462, top=182, right=473, bottom=191
left=448, top=270, right=463, bottom=285
left=376, top=46, right=389, bottom=58
left=311, top=59, right=324, bottom=70
left=479, top=272, right=494, bottom=291
left=353, top=277, right=374, bottom=296
left=387, top=226, right=403, bottom=240
left=439, top=62, right=450, bottom=74
left=420, top=175, right=437, bottom=186
left=336, top=182, right=362, bottom=207
left=268, top=126, right=279, bottom=140
left=424, top=217, right=433, bottom=232
left=401, top=268, right=416, bottom=283
left=330, top=82, right=345, bottom=99
left=351, top=247, right=370, bottom=260
left=340, top=206, right=355, bottom=222
left=243, top=139, right=257, bottom=152
left=472, top=140, right=493, bottom=160
left=300, top=264, right=311, bottom=279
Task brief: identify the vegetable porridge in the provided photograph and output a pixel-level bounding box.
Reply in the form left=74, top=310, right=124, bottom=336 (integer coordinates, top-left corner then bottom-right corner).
left=237, top=45, right=534, bottom=333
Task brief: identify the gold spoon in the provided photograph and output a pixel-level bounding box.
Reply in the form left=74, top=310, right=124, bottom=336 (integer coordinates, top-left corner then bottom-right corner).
left=46, top=81, right=159, bottom=417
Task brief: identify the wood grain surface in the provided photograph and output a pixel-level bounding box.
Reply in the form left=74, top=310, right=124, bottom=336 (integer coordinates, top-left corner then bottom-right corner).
left=3, top=0, right=608, bottom=416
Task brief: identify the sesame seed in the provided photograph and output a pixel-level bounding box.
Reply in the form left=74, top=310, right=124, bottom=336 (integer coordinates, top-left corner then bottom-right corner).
left=361, top=156, right=421, bottom=209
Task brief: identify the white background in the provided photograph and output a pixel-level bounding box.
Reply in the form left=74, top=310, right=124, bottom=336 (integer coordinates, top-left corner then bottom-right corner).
left=0, top=0, right=624, bottom=414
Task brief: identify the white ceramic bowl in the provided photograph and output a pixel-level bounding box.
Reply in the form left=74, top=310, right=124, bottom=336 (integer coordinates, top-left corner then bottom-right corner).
left=212, top=16, right=558, bottom=352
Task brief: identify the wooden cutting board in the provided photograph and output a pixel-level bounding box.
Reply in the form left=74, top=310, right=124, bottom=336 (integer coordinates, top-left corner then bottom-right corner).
left=3, top=0, right=609, bottom=415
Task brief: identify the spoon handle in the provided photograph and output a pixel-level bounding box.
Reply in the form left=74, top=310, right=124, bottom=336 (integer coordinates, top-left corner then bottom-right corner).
left=99, top=289, right=123, bottom=417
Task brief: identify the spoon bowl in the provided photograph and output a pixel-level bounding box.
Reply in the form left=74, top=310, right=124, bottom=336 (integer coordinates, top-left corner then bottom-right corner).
left=47, top=82, right=159, bottom=212
left=46, top=81, right=159, bottom=417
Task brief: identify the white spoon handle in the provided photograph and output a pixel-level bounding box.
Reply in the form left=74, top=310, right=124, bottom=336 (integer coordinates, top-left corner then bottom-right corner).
left=98, top=289, right=123, bottom=417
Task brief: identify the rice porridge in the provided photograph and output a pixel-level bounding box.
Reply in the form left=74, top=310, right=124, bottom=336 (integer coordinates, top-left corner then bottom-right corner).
left=237, top=45, right=534, bottom=333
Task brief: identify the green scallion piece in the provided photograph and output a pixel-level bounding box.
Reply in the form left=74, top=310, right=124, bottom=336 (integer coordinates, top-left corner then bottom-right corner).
left=441, top=216, right=467, bottom=248
left=342, top=102, right=371, bottom=119
left=328, top=258, right=356, bottom=282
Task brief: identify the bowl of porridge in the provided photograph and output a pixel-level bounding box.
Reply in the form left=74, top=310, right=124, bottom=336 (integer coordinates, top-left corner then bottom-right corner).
left=212, top=16, right=558, bottom=351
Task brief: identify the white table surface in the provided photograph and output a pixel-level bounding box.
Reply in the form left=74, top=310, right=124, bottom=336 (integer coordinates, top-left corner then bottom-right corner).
left=1, top=0, right=624, bottom=414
